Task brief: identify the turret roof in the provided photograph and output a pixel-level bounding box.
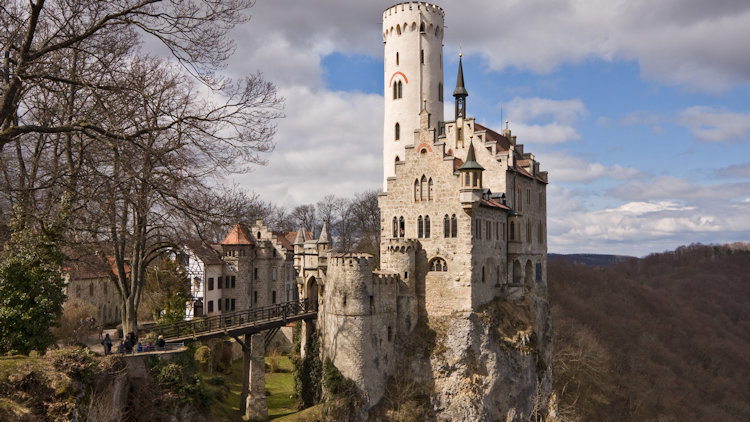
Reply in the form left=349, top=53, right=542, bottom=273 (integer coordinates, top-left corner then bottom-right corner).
left=458, top=140, right=484, bottom=171
left=318, top=222, right=330, bottom=244
left=453, top=55, right=468, bottom=97
left=220, top=223, right=254, bottom=245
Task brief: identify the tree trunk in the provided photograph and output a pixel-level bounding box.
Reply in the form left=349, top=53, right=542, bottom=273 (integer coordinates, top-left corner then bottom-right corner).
left=122, top=295, right=138, bottom=337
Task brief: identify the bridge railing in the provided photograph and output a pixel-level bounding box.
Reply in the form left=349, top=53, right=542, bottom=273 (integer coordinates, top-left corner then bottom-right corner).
left=157, top=298, right=315, bottom=340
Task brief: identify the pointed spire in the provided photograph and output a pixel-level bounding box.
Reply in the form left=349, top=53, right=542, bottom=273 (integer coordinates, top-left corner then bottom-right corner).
left=453, top=54, right=468, bottom=97
left=458, top=139, right=484, bottom=171
left=294, top=227, right=305, bottom=245
left=318, top=222, right=330, bottom=244
left=453, top=52, right=468, bottom=120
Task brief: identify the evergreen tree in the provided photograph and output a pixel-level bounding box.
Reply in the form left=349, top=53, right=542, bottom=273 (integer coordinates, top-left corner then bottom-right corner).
left=0, top=207, right=67, bottom=355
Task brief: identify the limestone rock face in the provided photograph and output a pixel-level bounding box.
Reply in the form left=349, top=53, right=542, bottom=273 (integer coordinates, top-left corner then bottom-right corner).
left=381, top=295, right=553, bottom=422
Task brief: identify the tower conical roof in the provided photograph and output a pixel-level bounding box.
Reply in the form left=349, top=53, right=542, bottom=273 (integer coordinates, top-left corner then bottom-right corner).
left=220, top=223, right=254, bottom=245
left=458, top=140, right=484, bottom=171
left=453, top=55, right=468, bottom=97
left=318, top=222, right=330, bottom=244
left=294, top=227, right=305, bottom=245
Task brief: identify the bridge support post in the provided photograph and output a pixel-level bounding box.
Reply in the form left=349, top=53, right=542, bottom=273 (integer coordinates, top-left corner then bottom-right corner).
left=244, top=333, right=267, bottom=421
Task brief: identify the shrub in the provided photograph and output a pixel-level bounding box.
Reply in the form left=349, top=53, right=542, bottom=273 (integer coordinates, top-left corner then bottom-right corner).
left=49, top=347, right=98, bottom=384
left=268, top=348, right=282, bottom=373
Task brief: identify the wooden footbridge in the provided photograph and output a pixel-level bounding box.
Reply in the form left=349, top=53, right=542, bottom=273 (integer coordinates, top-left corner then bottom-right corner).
left=155, top=298, right=317, bottom=343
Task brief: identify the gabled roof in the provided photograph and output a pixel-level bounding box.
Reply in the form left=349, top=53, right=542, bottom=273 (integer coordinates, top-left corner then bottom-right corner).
left=221, top=223, right=254, bottom=246
left=184, top=240, right=224, bottom=265
left=473, top=123, right=512, bottom=152
left=274, top=232, right=295, bottom=251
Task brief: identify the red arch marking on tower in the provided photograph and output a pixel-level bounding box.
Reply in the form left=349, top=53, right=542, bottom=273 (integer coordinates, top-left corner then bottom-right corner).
left=416, top=143, right=433, bottom=153
left=389, top=71, right=408, bottom=87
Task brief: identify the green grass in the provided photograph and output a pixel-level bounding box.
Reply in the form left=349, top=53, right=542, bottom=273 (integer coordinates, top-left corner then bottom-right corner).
left=203, top=355, right=299, bottom=421
left=266, top=355, right=296, bottom=419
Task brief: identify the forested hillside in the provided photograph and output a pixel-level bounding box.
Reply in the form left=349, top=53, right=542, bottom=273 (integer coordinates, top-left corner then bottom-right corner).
left=549, top=243, right=750, bottom=422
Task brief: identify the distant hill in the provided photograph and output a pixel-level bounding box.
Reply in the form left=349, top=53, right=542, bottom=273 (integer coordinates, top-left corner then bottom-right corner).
left=548, top=253, right=635, bottom=266
left=549, top=243, right=750, bottom=422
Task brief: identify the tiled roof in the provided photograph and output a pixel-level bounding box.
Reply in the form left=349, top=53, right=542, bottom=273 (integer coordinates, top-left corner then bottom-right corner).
left=220, top=223, right=254, bottom=245
left=473, top=123, right=512, bottom=152
left=480, top=198, right=510, bottom=210
left=184, top=240, right=224, bottom=265
left=275, top=232, right=294, bottom=251
left=453, top=157, right=464, bottom=171
left=282, top=229, right=313, bottom=248
left=66, top=256, right=112, bottom=280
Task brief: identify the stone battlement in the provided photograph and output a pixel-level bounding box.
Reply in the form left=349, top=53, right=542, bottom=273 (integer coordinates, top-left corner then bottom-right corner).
left=383, top=2, right=444, bottom=19
left=327, top=253, right=375, bottom=272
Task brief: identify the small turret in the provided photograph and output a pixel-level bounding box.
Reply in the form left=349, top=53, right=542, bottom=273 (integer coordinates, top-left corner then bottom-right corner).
left=458, top=139, right=484, bottom=204
left=293, top=227, right=305, bottom=271
left=318, top=222, right=330, bottom=245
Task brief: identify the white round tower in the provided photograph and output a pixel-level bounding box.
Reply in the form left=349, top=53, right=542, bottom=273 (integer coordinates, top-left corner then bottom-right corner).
left=382, top=2, right=445, bottom=189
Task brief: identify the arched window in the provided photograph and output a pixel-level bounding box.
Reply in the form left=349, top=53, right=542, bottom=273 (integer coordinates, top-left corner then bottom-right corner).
left=438, top=82, right=443, bottom=102
left=414, top=179, right=419, bottom=202
left=399, top=216, right=405, bottom=237
left=510, top=221, right=515, bottom=240
left=425, top=215, right=430, bottom=238
left=392, top=217, right=398, bottom=238
left=429, top=257, right=447, bottom=272
left=481, top=266, right=486, bottom=283
left=420, top=175, right=427, bottom=201
left=428, top=178, right=434, bottom=200
left=396, top=52, right=399, bottom=65
left=395, top=123, right=400, bottom=140
left=420, top=49, right=424, bottom=64
left=451, top=214, right=457, bottom=237
left=419, top=22, right=425, bottom=33
left=444, top=214, right=450, bottom=237
left=417, top=216, right=423, bottom=238
left=396, top=24, right=401, bottom=35
left=397, top=80, right=403, bottom=98
left=393, top=83, right=398, bottom=99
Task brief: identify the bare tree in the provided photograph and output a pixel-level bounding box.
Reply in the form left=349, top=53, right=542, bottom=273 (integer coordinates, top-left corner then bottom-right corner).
left=291, top=204, right=318, bottom=235
left=74, top=56, right=280, bottom=335
left=1, top=0, right=256, bottom=150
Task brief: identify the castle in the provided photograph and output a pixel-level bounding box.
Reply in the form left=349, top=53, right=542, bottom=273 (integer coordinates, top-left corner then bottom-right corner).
left=172, top=3, right=551, bottom=419
left=293, top=2, right=551, bottom=417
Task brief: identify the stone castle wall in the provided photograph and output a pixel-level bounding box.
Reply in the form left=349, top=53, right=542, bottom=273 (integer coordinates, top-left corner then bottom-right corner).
left=320, top=254, right=399, bottom=403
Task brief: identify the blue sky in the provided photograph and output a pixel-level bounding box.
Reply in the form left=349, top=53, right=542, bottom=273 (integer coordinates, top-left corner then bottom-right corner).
left=217, top=0, right=750, bottom=256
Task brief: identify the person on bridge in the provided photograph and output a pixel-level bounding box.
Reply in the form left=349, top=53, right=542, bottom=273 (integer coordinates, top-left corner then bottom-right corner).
left=101, top=333, right=112, bottom=355
left=156, top=335, right=166, bottom=350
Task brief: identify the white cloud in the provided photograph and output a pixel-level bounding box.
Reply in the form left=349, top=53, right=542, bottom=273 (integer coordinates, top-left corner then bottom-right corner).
left=506, top=97, right=586, bottom=124
left=540, top=152, right=645, bottom=183
left=499, top=97, right=586, bottom=144
left=233, top=86, right=383, bottom=206
left=715, top=162, right=750, bottom=179
left=676, top=106, right=750, bottom=142
left=609, top=176, right=750, bottom=201
left=446, top=0, right=750, bottom=92
left=548, top=199, right=750, bottom=256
